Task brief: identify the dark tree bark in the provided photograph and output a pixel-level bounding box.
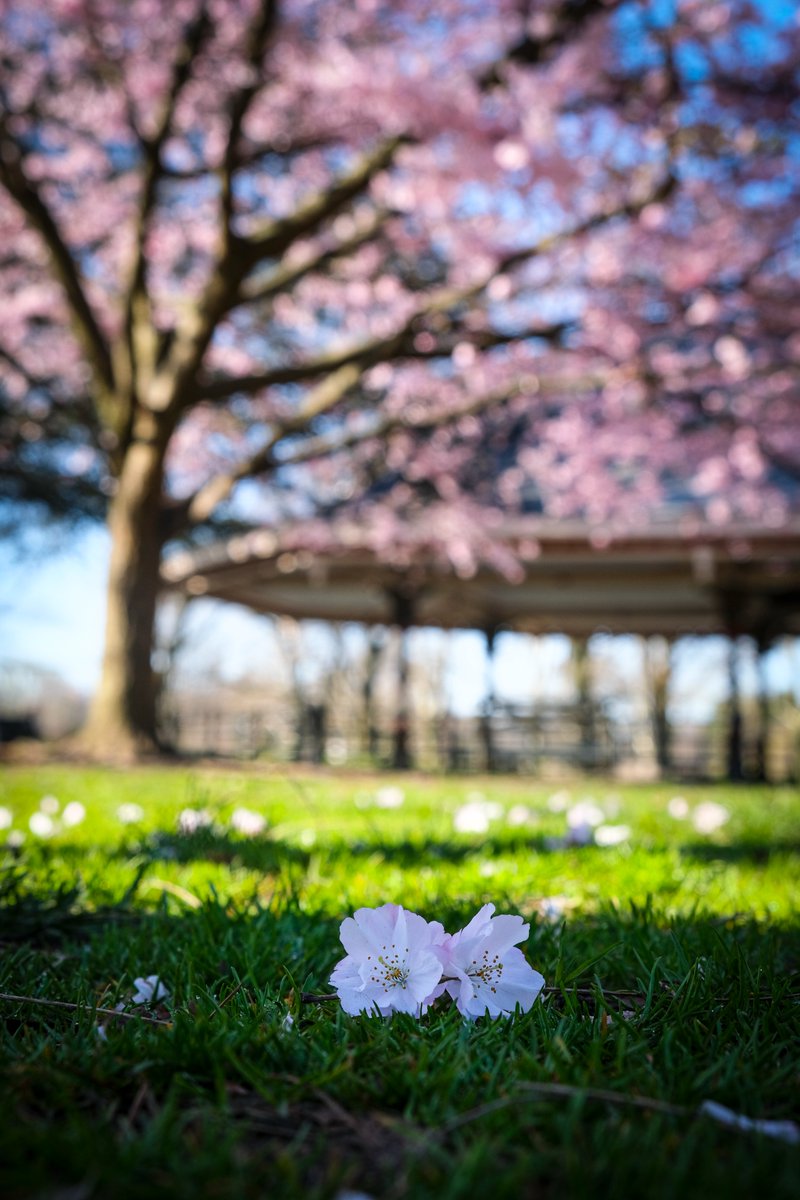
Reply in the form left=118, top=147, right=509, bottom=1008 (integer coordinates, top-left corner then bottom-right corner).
left=79, top=433, right=167, bottom=758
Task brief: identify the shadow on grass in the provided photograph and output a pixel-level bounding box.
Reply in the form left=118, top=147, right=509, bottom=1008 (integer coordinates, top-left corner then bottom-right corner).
left=119, top=828, right=314, bottom=872
left=680, top=840, right=800, bottom=865
left=86, top=826, right=800, bottom=874
left=125, top=830, right=568, bottom=870
left=2, top=894, right=800, bottom=1200
left=151, top=828, right=314, bottom=870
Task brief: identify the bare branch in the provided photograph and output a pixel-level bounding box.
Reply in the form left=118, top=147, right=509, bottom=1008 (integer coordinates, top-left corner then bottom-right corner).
left=117, top=3, right=277, bottom=419
left=0, top=991, right=170, bottom=1028
left=199, top=338, right=406, bottom=402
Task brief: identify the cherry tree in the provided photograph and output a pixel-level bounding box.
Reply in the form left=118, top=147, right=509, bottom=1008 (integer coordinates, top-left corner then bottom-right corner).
left=0, top=0, right=797, bottom=757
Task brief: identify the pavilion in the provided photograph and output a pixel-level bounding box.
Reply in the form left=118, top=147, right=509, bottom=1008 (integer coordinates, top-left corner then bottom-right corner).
left=162, top=515, right=800, bottom=776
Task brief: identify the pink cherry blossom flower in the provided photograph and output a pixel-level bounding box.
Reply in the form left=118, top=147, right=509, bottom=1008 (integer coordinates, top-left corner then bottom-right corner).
left=440, top=903, right=545, bottom=1020
left=330, top=903, right=447, bottom=1017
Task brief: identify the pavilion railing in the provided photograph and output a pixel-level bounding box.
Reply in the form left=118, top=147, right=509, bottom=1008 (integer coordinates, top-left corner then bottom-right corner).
left=159, top=699, right=798, bottom=782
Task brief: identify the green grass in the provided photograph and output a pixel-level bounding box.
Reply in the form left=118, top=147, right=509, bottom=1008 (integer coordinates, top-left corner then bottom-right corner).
left=1, top=764, right=798, bottom=1199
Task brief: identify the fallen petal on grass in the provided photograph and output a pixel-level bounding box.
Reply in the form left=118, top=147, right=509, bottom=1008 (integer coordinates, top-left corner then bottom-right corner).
left=131, top=975, right=170, bottom=1005
left=29, top=812, right=55, bottom=838
left=229, top=807, right=267, bottom=837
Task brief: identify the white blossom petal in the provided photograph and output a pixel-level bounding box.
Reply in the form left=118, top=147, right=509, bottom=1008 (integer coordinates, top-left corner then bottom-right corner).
left=441, top=906, right=544, bottom=1019
left=331, top=904, right=446, bottom=1016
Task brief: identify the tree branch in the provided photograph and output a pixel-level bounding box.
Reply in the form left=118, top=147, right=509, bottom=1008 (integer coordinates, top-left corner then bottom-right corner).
left=199, top=169, right=671, bottom=406
left=275, top=372, right=602, bottom=471
left=479, top=0, right=625, bottom=89
left=152, top=134, right=407, bottom=416
left=122, top=2, right=277, bottom=418
left=0, top=343, right=53, bottom=396
left=180, top=360, right=368, bottom=525
left=234, top=206, right=392, bottom=309
left=175, top=368, right=604, bottom=529
left=199, top=320, right=570, bottom=401
left=168, top=170, right=670, bottom=525
left=219, top=1, right=279, bottom=235
left=240, top=133, right=409, bottom=268
left=0, top=120, right=114, bottom=396
left=121, top=3, right=214, bottom=394
left=161, top=133, right=334, bottom=181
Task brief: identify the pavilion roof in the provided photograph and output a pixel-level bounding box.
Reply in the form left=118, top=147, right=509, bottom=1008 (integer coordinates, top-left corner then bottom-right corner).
left=161, top=517, right=800, bottom=640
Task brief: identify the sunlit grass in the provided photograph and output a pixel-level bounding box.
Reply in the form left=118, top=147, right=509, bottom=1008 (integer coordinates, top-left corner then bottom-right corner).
left=1, top=764, right=798, bottom=1199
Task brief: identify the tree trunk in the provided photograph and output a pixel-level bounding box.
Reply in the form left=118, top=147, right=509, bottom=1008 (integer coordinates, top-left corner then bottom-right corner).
left=79, top=437, right=166, bottom=760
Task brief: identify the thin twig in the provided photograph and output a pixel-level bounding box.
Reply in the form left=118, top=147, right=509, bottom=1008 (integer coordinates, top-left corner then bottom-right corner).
left=0, top=991, right=172, bottom=1027
left=442, top=1082, right=687, bottom=1134
left=209, top=979, right=247, bottom=1018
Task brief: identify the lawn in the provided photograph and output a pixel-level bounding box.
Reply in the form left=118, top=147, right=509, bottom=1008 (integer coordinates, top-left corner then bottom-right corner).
left=1, top=763, right=798, bottom=1199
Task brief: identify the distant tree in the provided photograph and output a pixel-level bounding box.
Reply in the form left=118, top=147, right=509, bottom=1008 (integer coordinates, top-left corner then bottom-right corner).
left=0, top=0, right=798, bottom=756
left=0, top=659, right=85, bottom=738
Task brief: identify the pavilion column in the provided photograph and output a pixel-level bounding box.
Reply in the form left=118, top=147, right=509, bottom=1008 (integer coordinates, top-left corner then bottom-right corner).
left=389, top=591, right=415, bottom=770
left=644, top=635, right=672, bottom=777
left=572, top=637, right=595, bottom=770
left=754, top=634, right=772, bottom=784
left=480, top=625, right=499, bottom=773
left=362, top=626, right=385, bottom=764
left=726, top=636, right=745, bottom=782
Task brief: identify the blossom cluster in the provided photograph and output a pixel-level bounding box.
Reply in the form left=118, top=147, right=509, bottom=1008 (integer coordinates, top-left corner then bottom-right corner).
left=330, top=903, right=544, bottom=1020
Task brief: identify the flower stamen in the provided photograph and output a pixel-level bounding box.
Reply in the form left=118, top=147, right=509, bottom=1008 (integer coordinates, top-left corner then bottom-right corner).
left=469, top=949, right=503, bottom=990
